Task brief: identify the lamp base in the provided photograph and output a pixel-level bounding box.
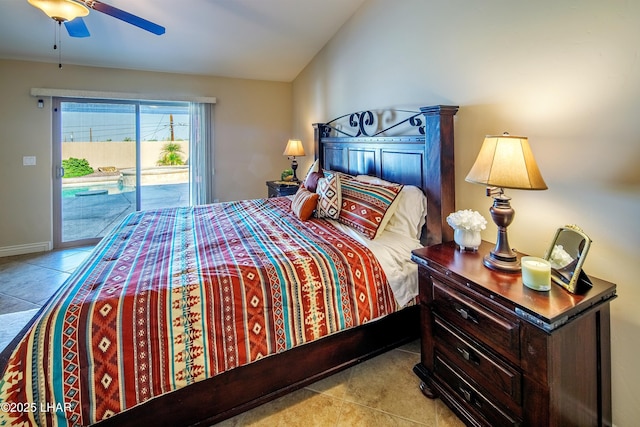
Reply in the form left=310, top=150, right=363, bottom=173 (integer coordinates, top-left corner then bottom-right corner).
left=484, top=193, right=521, bottom=272
left=291, top=159, right=299, bottom=181
left=483, top=252, right=520, bottom=272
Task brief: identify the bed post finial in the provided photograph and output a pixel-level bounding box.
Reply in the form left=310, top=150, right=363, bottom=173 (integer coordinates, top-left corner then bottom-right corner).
left=420, top=105, right=458, bottom=246
left=312, top=122, right=328, bottom=167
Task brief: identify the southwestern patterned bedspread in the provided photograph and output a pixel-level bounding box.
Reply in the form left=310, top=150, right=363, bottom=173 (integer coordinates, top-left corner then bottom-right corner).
left=0, top=197, right=397, bottom=426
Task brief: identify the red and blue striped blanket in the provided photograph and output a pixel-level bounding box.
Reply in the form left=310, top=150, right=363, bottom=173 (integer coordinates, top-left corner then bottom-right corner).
left=0, top=197, right=397, bottom=426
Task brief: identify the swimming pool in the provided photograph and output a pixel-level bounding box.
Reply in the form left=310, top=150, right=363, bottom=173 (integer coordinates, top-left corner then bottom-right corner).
left=62, top=183, right=135, bottom=198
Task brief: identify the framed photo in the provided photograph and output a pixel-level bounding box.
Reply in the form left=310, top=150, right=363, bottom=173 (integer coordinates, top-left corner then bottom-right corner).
left=543, top=225, right=592, bottom=294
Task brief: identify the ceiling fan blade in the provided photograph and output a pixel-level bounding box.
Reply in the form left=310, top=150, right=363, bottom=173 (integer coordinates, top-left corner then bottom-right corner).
left=87, top=1, right=165, bottom=35
left=64, top=17, right=91, bottom=38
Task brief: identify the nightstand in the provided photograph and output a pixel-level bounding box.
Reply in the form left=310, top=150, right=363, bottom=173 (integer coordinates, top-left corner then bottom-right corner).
left=266, top=180, right=299, bottom=198
left=411, top=240, right=616, bottom=427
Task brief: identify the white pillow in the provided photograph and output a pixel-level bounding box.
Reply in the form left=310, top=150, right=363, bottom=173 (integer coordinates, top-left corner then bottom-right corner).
left=355, top=175, right=395, bottom=186
left=385, top=185, right=428, bottom=240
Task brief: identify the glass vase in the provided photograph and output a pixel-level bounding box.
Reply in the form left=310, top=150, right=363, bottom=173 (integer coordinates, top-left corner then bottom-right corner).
left=454, top=228, right=481, bottom=252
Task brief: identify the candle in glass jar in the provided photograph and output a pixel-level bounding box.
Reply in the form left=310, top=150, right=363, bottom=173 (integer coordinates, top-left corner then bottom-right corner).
left=521, top=256, right=551, bottom=291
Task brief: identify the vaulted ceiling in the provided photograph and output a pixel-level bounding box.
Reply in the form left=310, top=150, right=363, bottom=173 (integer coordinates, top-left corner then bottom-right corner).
left=0, top=0, right=365, bottom=81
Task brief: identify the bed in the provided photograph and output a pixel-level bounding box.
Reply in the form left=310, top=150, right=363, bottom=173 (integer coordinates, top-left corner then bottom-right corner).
left=0, top=104, right=458, bottom=426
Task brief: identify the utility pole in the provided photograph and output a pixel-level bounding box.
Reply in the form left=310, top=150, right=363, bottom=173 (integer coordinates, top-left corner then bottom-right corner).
left=170, top=114, right=174, bottom=141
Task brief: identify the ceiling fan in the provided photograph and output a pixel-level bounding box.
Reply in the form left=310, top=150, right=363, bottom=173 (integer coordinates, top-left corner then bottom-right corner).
left=28, top=0, right=165, bottom=38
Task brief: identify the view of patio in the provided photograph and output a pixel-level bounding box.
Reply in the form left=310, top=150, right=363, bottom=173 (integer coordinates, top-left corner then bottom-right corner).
left=62, top=159, right=190, bottom=242
left=59, top=101, right=191, bottom=245
left=62, top=181, right=189, bottom=241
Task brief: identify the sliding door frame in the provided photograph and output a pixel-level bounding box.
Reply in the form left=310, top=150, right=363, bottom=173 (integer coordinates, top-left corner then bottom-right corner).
left=52, top=97, right=189, bottom=249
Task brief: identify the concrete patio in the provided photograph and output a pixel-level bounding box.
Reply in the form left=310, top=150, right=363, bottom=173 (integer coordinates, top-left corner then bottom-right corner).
left=62, top=183, right=189, bottom=242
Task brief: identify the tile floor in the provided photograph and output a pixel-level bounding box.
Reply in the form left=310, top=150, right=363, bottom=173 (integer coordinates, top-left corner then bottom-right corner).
left=0, top=246, right=95, bottom=315
left=0, top=247, right=464, bottom=427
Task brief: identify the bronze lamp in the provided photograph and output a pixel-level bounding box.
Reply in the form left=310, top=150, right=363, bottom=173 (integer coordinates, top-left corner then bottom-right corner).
left=465, top=133, right=547, bottom=272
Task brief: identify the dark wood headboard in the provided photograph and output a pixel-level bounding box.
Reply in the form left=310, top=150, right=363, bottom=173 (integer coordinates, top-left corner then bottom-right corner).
left=313, top=105, right=458, bottom=246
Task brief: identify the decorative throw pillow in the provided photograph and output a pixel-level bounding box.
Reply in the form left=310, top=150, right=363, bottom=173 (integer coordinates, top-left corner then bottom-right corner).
left=324, top=170, right=355, bottom=182
left=338, top=179, right=404, bottom=239
left=304, top=171, right=324, bottom=193
left=356, top=176, right=428, bottom=239
left=291, top=187, right=319, bottom=221
left=315, top=173, right=341, bottom=219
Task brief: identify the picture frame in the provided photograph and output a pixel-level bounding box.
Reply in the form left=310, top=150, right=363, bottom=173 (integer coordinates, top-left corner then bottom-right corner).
left=543, top=224, right=592, bottom=294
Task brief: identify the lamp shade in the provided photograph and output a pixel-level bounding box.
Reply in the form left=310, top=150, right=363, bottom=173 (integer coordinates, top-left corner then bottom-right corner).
left=283, top=139, right=305, bottom=157
left=28, top=0, right=89, bottom=22
left=465, top=134, right=547, bottom=190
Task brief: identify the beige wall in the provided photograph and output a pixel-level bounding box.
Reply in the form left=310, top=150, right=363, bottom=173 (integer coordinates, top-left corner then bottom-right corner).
left=292, top=0, right=639, bottom=425
left=0, top=59, right=292, bottom=250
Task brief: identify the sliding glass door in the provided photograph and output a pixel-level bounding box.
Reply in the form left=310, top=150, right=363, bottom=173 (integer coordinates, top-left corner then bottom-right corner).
left=53, top=98, right=190, bottom=248
left=139, top=104, right=190, bottom=210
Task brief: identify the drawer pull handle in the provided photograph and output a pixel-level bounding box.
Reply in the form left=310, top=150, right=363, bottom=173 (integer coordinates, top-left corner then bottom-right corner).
left=457, top=347, right=470, bottom=360
left=456, top=346, right=480, bottom=365
left=459, top=386, right=483, bottom=409
left=455, top=306, right=478, bottom=324
left=459, top=387, right=472, bottom=402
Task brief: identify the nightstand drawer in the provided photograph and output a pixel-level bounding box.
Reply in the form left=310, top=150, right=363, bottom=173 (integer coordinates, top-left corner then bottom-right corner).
left=432, top=278, right=520, bottom=361
left=434, top=355, right=521, bottom=427
left=434, top=317, right=522, bottom=411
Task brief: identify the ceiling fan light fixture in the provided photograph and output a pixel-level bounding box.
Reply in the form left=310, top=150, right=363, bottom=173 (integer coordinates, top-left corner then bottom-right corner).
left=28, top=0, right=89, bottom=22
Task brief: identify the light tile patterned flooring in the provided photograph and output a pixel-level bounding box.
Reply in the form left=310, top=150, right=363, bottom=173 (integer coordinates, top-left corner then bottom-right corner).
left=0, top=246, right=95, bottom=315
left=0, top=247, right=463, bottom=427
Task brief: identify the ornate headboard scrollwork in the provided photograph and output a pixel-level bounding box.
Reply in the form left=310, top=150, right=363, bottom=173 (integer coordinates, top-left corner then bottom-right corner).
left=317, top=109, right=426, bottom=139
left=313, top=105, right=458, bottom=246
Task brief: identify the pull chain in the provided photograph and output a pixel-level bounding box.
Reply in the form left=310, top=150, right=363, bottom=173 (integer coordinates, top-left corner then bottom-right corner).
left=54, top=20, right=63, bottom=69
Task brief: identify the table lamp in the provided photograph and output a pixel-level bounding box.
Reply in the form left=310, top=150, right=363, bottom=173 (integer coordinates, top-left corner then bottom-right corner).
left=465, top=133, right=547, bottom=272
left=283, top=139, right=305, bottom=181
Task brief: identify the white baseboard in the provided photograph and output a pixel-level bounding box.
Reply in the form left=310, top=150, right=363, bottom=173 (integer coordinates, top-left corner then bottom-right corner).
left=0, top=242, right=52, bottom=258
